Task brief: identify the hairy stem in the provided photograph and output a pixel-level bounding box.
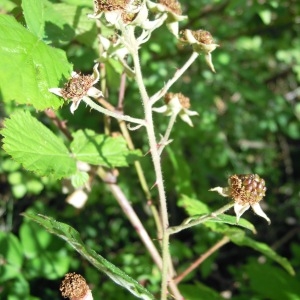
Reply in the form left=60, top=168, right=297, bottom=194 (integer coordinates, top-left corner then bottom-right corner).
left=168, top=201, right=235, bottom=235
left=131, top=45, right=178, bottom=299
left=158, top=112, right=178, bottom=156
left=82, top=97, right=146, bottom=125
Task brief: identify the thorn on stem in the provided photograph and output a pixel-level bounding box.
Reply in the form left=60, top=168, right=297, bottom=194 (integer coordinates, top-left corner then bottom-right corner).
left=150, top=181, right=158, bottom=189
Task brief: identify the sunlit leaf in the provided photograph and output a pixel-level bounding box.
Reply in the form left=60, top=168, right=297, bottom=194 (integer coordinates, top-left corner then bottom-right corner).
left=23, top=212, right=155, bottom=300
left=0, top=15, right=72, bottom=110
left=1, top=111, right=76, bottom=179
left=71, top=129, right=142, bottom=167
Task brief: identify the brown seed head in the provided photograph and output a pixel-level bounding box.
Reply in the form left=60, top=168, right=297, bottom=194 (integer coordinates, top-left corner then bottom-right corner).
left=192, top=30, right=214, bottom=45
left=94, top=0, right=129, bottom=13
left=61, top=74, right=94, bottom=101
left=228, top=174, right=267, bottom=205
left=159, top=0, right=182, bottom=15
left=60, top=273, right=89, bottom=299
left=164, top=93, right=191, bottom=109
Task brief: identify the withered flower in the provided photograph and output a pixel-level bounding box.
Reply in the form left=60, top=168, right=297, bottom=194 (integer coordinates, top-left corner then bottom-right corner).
left=152, top=92, right=198, bottom=127
left=180, top=29, right=219, bottom=72
left=49, top=64, right=102, bottom=114
left=210, top=174, right=270, bottom=224
left=147, top=0, right=187, bottom=37
left=60, top=273, right=93, bottom=300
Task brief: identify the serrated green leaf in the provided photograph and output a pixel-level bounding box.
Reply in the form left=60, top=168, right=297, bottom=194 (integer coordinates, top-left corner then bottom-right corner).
left=0, top=15, right=72, bottom=110
left=207, top=214, right=256, bottom=234
left=71, top=171, right=89, bottom=188
left=178, top=195, right=210, bottom=215
left=23, top=212, right=155, bottom=300
left=228, top=232, right=295, bottom=275
left=39, top=1, right=96, bottom=47
left=71, top=129, right=142, bottom=167
left=22, top=0, right=45, bottom=38
left=1, top=111, right=76, bottom=179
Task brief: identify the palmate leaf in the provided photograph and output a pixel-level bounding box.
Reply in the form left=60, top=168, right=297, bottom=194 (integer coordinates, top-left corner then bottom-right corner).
left=23, top=213, right=155, bottom=300
left=71, top=129, right=142, bottom=167
left=22, top=0, right=45, bottom=39
left=1, top=111, right=76, bottom=179
left=0, top=15, right=72, bottom=110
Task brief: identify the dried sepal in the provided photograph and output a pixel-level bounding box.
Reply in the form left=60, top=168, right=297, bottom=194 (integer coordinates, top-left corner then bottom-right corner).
left=152, top=92, right=198, bottom=126
left=147, top=0, right=187, bottom=37
left=180, top=29, right=219, bottom=72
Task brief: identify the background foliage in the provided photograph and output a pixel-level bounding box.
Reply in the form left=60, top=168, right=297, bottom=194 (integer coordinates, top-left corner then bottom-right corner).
left=1, top=0, right=300, bottom=299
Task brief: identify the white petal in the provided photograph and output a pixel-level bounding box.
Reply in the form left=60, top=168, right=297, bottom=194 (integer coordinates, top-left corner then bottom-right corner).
left=152, top=105, right=168, bottom=113
left=147, top=1, right=167, bottom=13
left=185, top=109, right=199, bottom=116
left=179, top=113, right=194, bottom=127
left=251, top=203, right=271, bottom=224
left=105, top=10, right=122, bottom=25
left=142, top=16, right=166, bottom=31
left=99, top=35, right=111, bottom=51
left=129, top=2, right=149, bottom=27
left=49, top=88, right=63, bottom=97
left=71, top=71, right=79, bottom=78
left=92, top=63, right=100, bottom=84
left=209, top=186, right=230, bottom=197
left=87, top=86, right=103, bottom=98
left=66, top=189, right=88, bottom=209
left=234, top=203, right=250, bottom=223
left=166, top=21, right=179, bottom=37
left=205, top=53, right=216, bottom=73
left=70, top=99, right=82, bottom=114
left=87, top=12, right=102, bottom=19
left=184, top=29, right=198, bottom=44
left=168, top=97, right=182, bottom=114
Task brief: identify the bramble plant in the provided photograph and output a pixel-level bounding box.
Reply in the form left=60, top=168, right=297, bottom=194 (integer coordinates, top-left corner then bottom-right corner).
left=0, top=0, right=298, bottom=300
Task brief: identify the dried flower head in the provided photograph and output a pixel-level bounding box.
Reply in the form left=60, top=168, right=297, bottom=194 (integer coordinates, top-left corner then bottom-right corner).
left=49, top=64, right=102, bottom=114
left=147, top=0, right=187, bottom=37
left=210, top=174, right=270, bottom=224
left=153, top=92, right=198, bottom=127
left=90, top=0, right=149, bottom=29
left=164, top=92, right=190, bottom=109
left=94, top=0, right=129, bottom=13
left=228, top=174, right=267, bottom=205
left=61, top=74, right=94, bottom=101
left=192, top=30, right=214, bottom=45
left=180, top=29, right=219, bottom=72
left=158, top=0, right=182, bottom=15
left=60, top=273, right=93, bottom=300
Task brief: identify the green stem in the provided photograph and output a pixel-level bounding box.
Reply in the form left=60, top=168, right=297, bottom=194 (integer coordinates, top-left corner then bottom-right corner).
left=130, top=44, right=171, bottom=300
left=168, top=201, right=235, bottom=235
left=158, top=112, right=178, bottom=156
left=82, top=97, right=146, bottom=126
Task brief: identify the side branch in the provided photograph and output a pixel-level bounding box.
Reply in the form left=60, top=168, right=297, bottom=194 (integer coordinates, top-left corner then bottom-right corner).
left=83, top=97, right=146, bottom=126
